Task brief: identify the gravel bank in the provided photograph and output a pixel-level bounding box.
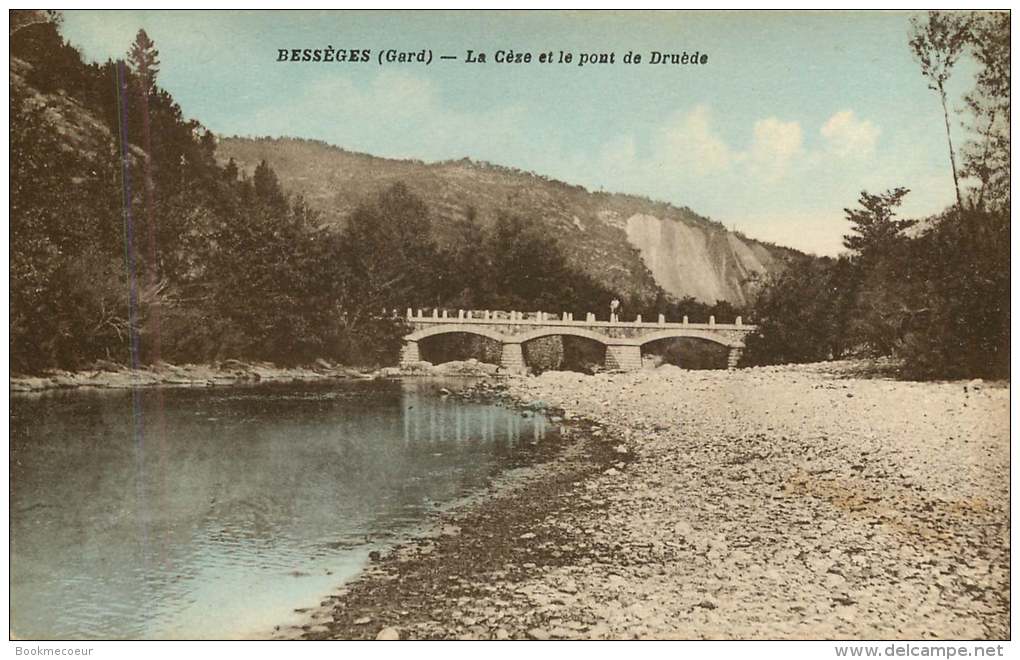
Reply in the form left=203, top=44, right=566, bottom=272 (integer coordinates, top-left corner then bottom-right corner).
left=295, top=361, right=1010, bottom=640
left=9, top=358, right=499, bottom=392
left=9, top=360, right=366, bottom=392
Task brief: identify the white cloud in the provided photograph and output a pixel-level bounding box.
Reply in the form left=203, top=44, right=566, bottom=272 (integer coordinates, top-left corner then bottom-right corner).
left=656, top=105, right=733, bottom=174
left=820, top=110, right=880, bottom=159
left=746, top=117, right=803, bottom=181
left=644, top=108, right=804, bottom=185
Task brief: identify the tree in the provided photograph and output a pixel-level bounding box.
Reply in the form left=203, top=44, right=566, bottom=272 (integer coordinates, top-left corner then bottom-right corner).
left=909, top=11, right=971, bottom=210
left=438, top=206, right=490, bottom=308
left=10, top=10, right=62, bottom=35
left=341, top=182, right=436, bottom=309
left=742, top=256, right=853, bottom=365
left=127, top=29, right=160, bottom=91
left=960, top=12, right=1010, bottom=211
left=252, top=159, right=289, bottom=213
left=10, top=12, right=86, bottom=97
left=125, top=30, right=166, bottom=362
left=842, top=188, right=914, bottom=259
left=895, top=206, right=1009, bottom=378
left=488, top=212, right=579, bottom=311
left=10, top=90, right=129, bottom=370
left=840, top=188, right=922, bottom=355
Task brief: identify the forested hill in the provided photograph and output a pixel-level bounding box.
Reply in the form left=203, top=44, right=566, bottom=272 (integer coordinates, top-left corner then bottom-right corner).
left=216, top=137, right=800, bottom=305
left=15, top=13, right=775, bottom=373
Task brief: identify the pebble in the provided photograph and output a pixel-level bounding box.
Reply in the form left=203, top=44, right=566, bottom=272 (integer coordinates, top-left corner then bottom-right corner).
left=376, top=626, right=400, bottom=640
left=296, top=361, right=1007, bottom=641
left=496, top=360, right=1008, bottom=639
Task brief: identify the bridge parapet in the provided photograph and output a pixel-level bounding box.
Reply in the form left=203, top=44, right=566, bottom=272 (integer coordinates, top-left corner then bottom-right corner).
left=404, top=307, right=749, bottom=330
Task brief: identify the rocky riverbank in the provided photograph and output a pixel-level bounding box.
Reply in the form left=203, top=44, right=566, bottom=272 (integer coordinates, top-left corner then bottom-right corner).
left=287, top=360, right=1009, bottom=640
left=9, top=360, right=366, bottom=392
left=9, top=358, right=501, bottom=392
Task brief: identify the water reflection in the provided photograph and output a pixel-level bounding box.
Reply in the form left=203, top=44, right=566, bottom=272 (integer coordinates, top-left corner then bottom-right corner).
left=10, top=379, right=551, bottom=640
left=401, top=389, right=546, bottom=447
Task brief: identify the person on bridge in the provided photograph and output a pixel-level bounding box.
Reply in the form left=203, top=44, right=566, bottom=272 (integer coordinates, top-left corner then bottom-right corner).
left=610, top=298, right=620, bottom=323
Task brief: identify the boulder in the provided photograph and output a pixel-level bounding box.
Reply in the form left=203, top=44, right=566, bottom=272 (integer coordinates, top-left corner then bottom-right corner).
left=376, top=626, right=400, bottom=640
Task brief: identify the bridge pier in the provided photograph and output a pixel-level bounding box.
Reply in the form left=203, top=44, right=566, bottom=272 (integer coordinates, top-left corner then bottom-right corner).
left=500, top=342, right=526, bottom=375
left=606, top=344, right=642, bottom=371
left=726, top=347, right=743, bottom=369
left=400, top=340, right=421, bottom=367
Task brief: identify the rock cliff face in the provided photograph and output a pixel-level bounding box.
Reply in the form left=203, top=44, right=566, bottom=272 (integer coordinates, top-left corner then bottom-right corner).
left=624, top=214, right=783, bottom=306
left=216, top=137, right=801, bottom=305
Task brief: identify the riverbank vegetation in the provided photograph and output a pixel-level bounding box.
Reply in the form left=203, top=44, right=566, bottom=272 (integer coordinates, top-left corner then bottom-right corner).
left=744, top=11, right=1009, bottom=379
left=10, top=11, right=1008, bottom=380
left=11, top=13, right=739, bottom=374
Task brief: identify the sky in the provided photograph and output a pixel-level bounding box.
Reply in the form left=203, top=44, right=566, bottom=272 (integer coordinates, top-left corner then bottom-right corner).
left=60, top=9, right=981, bottom=256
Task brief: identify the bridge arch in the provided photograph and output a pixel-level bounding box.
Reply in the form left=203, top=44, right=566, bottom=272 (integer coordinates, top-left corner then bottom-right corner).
left=512, top=327, right=611, bottom=374
left=511, top=327, right=612, bottom=346
left=636, top=328, right=743, bottom=349
left=404, top=325, right=508, bottom=344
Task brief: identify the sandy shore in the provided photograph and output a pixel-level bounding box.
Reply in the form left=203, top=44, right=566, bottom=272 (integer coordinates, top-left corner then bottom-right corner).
left=291, top=361, right=1009, bottom=640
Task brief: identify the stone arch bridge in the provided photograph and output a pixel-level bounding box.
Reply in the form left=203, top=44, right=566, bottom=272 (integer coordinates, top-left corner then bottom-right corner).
left=400, top=308, right=756, bottom=373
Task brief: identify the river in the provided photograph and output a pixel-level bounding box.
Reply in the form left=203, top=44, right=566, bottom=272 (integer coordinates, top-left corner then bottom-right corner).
left=9, top=378, right=554, bottom=640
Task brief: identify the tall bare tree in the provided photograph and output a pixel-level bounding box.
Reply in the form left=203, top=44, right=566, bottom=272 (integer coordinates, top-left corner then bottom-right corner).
left=909, top=11, right=971, bottom=210
left=960, top=11, right=1010, bottom=211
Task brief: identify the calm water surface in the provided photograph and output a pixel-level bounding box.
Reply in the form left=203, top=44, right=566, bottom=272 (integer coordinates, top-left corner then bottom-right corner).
left=10, top=379, right=553, bottom=639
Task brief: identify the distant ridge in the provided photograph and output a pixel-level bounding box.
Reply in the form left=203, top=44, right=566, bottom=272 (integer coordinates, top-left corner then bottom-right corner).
left=217, top=136, right=802, bottom=305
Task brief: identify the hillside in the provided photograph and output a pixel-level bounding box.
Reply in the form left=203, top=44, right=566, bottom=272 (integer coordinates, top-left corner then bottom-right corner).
left=216, top=137, right=801, bottom=305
